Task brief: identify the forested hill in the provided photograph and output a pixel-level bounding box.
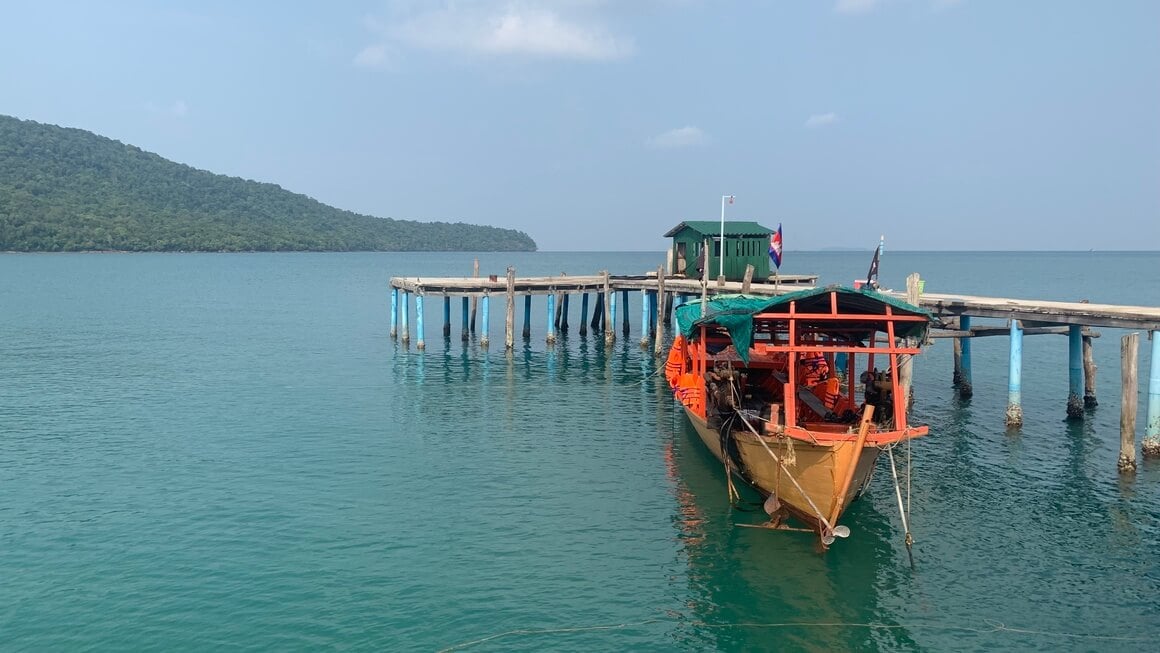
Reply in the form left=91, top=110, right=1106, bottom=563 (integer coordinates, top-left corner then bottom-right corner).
left=0, top=115, right=536, bottom=252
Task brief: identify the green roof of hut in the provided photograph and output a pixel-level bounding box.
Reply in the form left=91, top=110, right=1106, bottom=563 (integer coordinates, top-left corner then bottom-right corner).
left=663, top=221, right=773, bottom=238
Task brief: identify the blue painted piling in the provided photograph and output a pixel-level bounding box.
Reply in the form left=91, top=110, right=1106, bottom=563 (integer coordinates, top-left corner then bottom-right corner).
left=546, top=293, right=557, bottom=344
left=461, top=297, right=469, bottom=341
left=622, top=290, right=630, bottom=337
left=1144, top=331, right=1160, bottom=457
left=579, top=294, right=589, bottom=336
left=479, top=294, right=490, bottom=348
left=648, top=290, right=658, bottom=335
left=442, top=297, right=451, bottom=338
left=639, top=290, right=649, bottom=347
left=1067, top=325, right=1083, bottom=419
left=401, top=291, right=410, bottom=343
left=1005, top=319, right=1022, bottom=427
left=416, top=295, right=426, bottom=350
left=610, top=291, right=617, bottom=340
left=959, top=316, right=973, bottom=398
left=522, top=295, right=531, bottom=339
left=390, top=288, right=399, bottom=340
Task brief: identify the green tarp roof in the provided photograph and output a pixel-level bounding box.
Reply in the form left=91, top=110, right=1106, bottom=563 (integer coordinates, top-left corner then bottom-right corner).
left=675, top=285, right=932, bottom=364
left=663, top=221, right=773, bottom=238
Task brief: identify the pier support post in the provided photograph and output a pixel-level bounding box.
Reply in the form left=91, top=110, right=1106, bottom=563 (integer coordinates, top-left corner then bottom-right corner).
left=522, top=295, right=531, bottom=339
left=639, top=289, right=650, bottom=348
left=898, top=273, right=919, bottom=414
left=470, top=259, right=479, bottom=333
left=505, top=268, right=515, bottom=350
left=546, top=293, right=557, bottom=344
left=479, top=292, right=490, bottom=348
left=608, top=285, right=617, bottom=344
left=401, top=291, right=410, bottom=343
left=416, top=294, right=426, bottom=350
left=741, top=264, right=754, bottom=294
left=390, top=287, right=399, bottom=340
left=622, top=290, right=631, bottom=337
left=958, top=316, right=973, bottom=398
left=1083, top=335, right=1098, bottom=408
left=1119, top=333, right=1139, bottom=472
left=655, top=267, right=666, bottom=356
left=442, top=296, right=451, bottom=338
left=461, top=297, right=469, bottom=341
left=1067, top=325, right=1084, bottom=420
left=561, top=294, right=570, bottom=334
left=1143, top=331, right=1160, bottom=458
left=579, top=293, right=589, bottom=336
left=648, top=291, right=657, bottom=336
left=1005, top=319, right=1023, bottom=428
left=591, top=292, right=604, bottom=332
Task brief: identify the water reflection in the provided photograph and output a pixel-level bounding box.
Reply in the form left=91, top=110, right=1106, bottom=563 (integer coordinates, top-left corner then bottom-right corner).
left=663, top=409, right=917, bottom=651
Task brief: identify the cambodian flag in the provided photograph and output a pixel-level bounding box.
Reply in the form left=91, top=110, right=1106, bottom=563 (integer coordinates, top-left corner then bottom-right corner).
left=769, top=223, right=783, bottom=269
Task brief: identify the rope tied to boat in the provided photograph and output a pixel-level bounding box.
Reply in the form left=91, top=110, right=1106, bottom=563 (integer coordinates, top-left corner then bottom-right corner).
left=886, top=437, right=916, bottom=567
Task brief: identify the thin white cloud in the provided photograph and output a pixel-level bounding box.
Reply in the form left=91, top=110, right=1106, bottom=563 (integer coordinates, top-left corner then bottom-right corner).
left=835, top=0, right=966, bottom=15
left=648, top=126, right=710, bottom=148
left=834, top=0, right=882, bottom=14
left=805, top=112, right=838, bottom=128
left=170, top=100, right=188, bottom=118
left=353, top=44, right=391, bottom=69
left=358, top=2, right=633, bottom=65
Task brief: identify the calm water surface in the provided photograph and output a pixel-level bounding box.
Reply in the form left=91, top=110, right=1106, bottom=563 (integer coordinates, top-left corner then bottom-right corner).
left=2, top=251, right=1159, bottom=651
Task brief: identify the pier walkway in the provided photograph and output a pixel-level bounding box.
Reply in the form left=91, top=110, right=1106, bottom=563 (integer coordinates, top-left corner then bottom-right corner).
left=389, top=268, right=1160, bottom=472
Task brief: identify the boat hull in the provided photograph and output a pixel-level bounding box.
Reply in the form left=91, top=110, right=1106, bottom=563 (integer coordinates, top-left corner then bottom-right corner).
left=682, top=408, right=880, bottom=531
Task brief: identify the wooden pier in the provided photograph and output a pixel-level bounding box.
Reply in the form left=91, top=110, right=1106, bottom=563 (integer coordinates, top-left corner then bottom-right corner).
left=389, top=265, right=1160, bottom=472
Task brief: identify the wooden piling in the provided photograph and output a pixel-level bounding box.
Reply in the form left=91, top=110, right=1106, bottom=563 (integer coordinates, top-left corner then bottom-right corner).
left=579, top=293, right=589, bottom=336
left=952, top=317, right=962, bottom=387
left=479, top=292, right=489, bottom=348
left=390, top=287, right=399, bottom=339
left=461, top=297, right=469, bottom=341
left=470, top=258, right=479, bottom=333
left=603, top=271, right=613, bottom=344
left=608, top=282, right=617, bottom=344
left=1144, top=331, right=1160, bottom=458
left=504, top=267, right=515, bottom=350
left=522, top=295, right=531, bottom=339
left=741, top=264, right=754, bottom=294
left=1067, top=325, right=1084, bottom=420
left=401, top=291, right=410, bottom=343
left=701, top=239, right=710, bottom=317
left=898, top=273, right=918, bottom=414
left=639, top=289, right=649, bottom=348
left=1119, top=332, right=1139, bottom=472
left=546, top=292, right=557, bottom=344
left=1005, top=319, right=1023, bottom=428
left=621, top=290, right=630, bottom=337
left=561, top=294, right=570, bottom=334
left=442, top=296, right=451, bottom=338
left=958, top=315, right=973, bottom=398
left=654, top=266, right=666, bottom=356
left=591, top=292, right=604, bottom=332
left=415, top=294, right=425, bottom=350
left=1083, top=335, right=1098, bottom=408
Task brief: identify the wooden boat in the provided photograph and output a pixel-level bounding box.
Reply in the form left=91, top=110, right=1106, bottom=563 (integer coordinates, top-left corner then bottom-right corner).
left=665, top=286, right=931, bottom=547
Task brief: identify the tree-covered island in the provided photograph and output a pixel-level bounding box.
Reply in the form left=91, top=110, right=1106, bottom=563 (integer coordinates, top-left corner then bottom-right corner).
left=0, top=115, right=537, bottom=252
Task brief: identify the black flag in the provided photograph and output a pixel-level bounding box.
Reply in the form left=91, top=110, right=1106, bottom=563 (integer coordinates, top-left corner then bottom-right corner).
left=865, top=245, right=880, bottom=288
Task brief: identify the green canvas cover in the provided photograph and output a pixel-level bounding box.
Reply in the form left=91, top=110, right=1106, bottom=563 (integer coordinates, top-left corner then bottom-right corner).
left=675, top=286, right=932, bottom=364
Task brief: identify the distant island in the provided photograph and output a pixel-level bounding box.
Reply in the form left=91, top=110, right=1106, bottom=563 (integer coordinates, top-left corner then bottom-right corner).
left=0, top=115, right=536, bottom=252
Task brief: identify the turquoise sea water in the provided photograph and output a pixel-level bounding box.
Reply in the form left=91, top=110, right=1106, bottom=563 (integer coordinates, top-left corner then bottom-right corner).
left=2, top=251, right=1159, bottom=652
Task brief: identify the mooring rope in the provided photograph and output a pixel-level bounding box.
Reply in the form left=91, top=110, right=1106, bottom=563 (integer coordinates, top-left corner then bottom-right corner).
left=436, top=617, right=1151, bottom=652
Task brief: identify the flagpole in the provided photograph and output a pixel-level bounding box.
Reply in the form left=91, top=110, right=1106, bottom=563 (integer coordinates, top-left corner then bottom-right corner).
left=719, top=195, right=727, bottom=279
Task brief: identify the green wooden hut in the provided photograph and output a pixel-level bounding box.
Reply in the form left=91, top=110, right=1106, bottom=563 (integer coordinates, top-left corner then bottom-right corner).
left=664, top=220, right=774, bottom=281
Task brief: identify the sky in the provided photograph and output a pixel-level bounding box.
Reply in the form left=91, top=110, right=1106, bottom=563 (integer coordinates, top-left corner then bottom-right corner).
left=1, top=0, right=1158, bottom=251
